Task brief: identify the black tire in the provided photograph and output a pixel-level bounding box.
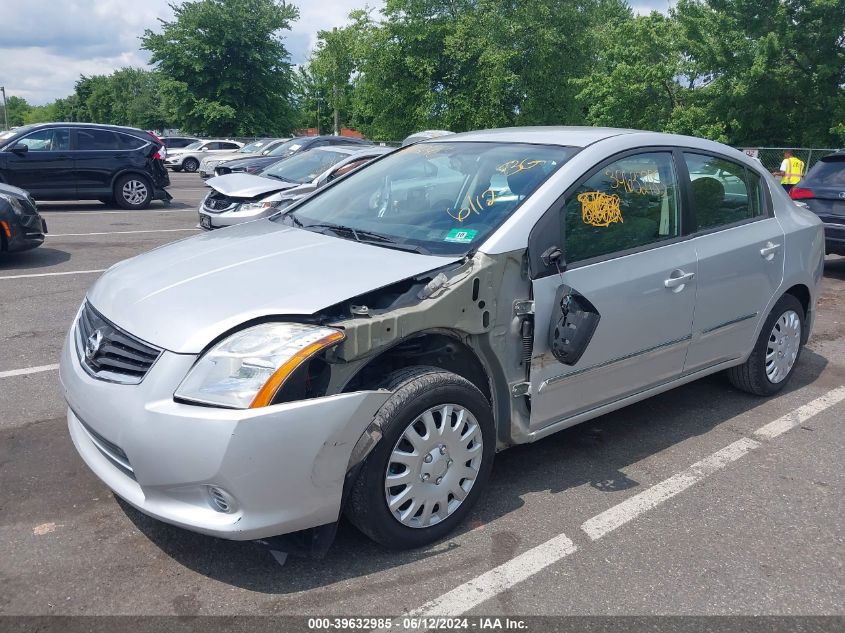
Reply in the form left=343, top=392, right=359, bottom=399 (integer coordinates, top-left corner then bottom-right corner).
left=182, top=157, right=199, bottom=173
left=727, top=294, right=805, bottom=396
left=170, top=166, right=183, bottom=173
left=113, top=174, right=153, bottom=210
left=346, top=366, right=495, bottom=549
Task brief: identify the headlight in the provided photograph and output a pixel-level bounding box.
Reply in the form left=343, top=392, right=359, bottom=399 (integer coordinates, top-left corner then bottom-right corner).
left=174, top=323, right=344, bottom=409
left=0, top=193, right=28, bottom=217
left=237, top=200, right=278, bottom=213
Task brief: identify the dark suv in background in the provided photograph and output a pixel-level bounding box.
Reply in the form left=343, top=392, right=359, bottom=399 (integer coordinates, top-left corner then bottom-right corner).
left=0, top=123, right=170, bottom=209
left=790, top=151, right=845, bottom=255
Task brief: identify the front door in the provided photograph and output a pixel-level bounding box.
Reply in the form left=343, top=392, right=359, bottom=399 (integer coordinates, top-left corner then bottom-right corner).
left=2, top=127, right=73, bottom=197
left=529, top=151, right=698, bottom=432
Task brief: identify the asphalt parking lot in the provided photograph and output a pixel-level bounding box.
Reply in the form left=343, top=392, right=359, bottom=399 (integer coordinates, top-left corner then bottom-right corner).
left=1, top=172, right=844, bottom=617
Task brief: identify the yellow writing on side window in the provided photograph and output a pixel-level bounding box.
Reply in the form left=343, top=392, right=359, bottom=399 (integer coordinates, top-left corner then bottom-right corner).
left=578, top=191, right=623, bottom=227
left=447, top=189, right=497, bottom=222
left=604, top=169, right=667, bottom=196
left=496, top=158, right=547, bottom=176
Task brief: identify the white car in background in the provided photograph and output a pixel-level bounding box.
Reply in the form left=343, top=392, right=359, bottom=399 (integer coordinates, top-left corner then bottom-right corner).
left=163, top=139, right=243, bottom=173
left=198, top=138, right=290, bottom=179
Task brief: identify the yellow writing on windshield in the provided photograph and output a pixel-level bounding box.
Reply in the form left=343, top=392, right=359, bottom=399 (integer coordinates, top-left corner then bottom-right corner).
left=578, top=191, right=623, bottom=227
left=496, top=158, right=547, bottom=177
left=447, top=189, right=497, bottom=222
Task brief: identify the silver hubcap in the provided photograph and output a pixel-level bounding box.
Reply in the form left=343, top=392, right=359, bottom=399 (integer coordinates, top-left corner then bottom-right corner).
left=385, top=404, right=483, bottom=529
left=122, top=180, right=148, bottom=205
left=766, top=309, right=801, bottom=384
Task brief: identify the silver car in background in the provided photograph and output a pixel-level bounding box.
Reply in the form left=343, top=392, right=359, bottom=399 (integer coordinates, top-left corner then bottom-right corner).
left=60, top=127, right=823, bottom=551
left=198, top=146, right=392, bottom=230
left=198, top=138, right=290, bottom=179
left=163, top=139, right=243, bottom=173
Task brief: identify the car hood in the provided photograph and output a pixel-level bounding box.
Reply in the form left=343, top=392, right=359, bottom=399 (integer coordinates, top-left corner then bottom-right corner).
left=222, top=155, right=282, bottom=170
left=207, top=173, right=296, bottom=198
left=0, top=182, right=29, bottom=199
left=87, top=219, right=458, bottom=354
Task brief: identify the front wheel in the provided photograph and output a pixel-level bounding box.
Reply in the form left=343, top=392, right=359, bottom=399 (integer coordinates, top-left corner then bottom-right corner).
left=182, top=157, right=199, bottom=173
left=727, top=294, right=804, bottom=396
left=346, top=367, right=495, bottom=549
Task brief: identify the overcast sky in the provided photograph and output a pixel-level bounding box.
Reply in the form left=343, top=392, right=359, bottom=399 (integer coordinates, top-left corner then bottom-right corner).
left=0, top=0, right=669, bottom=105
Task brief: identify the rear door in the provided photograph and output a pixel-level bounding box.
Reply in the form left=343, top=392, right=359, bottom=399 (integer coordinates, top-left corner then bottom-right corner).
left=1, top=127, right=73, bottom=197
left=528, top=150, right=698, bottom=431
left=73, top=128, right=145, bottom=196
left=681, top=152, right=784, bottom=372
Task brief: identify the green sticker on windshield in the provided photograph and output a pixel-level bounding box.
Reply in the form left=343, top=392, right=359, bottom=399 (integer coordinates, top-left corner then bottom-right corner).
left=444, top=229, right=477, bottom=243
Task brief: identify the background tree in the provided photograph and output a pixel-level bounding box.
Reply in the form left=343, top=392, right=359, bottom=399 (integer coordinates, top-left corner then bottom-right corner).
left=142, top=0, right=300, bottom=136
left=4, top=96, right=32, bottom=127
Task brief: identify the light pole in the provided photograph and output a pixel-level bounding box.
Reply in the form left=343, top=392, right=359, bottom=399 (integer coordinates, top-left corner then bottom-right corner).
left=0, top=87, right=8, bottom=131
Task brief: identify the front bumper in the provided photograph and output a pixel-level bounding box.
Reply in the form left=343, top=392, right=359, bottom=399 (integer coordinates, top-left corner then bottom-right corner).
left=197, top=203, right=277, bottom=230
left=2, top=214, right=46, bottom=252
left=60, top=325, right=389, bottom=540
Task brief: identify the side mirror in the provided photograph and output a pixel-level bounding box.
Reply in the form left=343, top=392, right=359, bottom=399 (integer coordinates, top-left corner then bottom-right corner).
left=541, top=245, right=565, bottom=272
left=548, top=288, right=601, bottom=366
left=200, top=147, right=208, bottom=152
left=10, top=143, right=28, bottom=155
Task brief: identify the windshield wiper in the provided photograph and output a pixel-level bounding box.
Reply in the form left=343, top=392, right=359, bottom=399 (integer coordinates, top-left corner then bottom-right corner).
left=302, top=223, right=431, bottom=255
left=263, top=173, right=292, bottom=182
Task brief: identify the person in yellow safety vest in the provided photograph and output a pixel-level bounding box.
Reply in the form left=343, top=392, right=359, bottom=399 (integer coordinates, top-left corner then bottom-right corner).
left=773, top=150, right=805, bottom=193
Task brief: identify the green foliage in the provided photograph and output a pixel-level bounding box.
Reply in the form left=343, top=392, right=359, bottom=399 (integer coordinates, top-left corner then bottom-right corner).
left=3, top=96, right=31, bottom=127
left=141, top=0, right=300, bottom=136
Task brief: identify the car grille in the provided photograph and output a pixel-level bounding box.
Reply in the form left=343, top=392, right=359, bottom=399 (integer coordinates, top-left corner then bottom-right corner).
left=75, top=302, right=162, bottom=385
left=203, top=191, right=238, bottom=213
left=77, top=414, right=135, bottom=479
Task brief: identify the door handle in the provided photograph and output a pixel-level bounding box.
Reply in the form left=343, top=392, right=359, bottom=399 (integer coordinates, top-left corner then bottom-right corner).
left=760, top=242, right=782, bottom=260
left=664, top=270, right=695, bottom=290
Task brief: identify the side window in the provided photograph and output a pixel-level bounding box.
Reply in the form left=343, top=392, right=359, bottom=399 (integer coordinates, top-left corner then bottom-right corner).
left=683, top=153, right=761, bottom=230
left=17, top=128, right=70, bottom=151
left=200, top=142, right=215, bottom=151
left=563, top=152, right=680, bottom=264
left=76, top=129, right=121, bottom=150
left=220, top=142, right=240, bottom=150
left=117, top=134, right=146, bottom=150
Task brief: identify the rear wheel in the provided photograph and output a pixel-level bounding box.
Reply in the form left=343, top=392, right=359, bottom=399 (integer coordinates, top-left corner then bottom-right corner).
left=183, top=157, right=199, bottom=173
left=727, top=294, right=804, bottom=396
left=346, top=367, right=495, bottom=549
left=114, top=175, right=152, bottom=210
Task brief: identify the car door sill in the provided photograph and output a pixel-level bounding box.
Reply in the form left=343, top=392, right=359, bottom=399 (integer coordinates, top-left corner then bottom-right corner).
left=527, top=357, right=740, bottom=443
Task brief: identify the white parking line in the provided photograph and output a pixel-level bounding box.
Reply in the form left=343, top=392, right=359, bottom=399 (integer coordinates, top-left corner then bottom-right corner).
left=754, top=386, right=845, bottom=439
left=581, top=437, right=760, bottom=541
left=0, top=364, right=59, bottom=379
left=39, top=208, right=196, bottom=216
left=407, top=534, right=577, bottom=618
left=48, top=228, right=199, bottom=237
left=0, top=269, right=106, bottom=280
left=409, top=386, right=845, bottom=617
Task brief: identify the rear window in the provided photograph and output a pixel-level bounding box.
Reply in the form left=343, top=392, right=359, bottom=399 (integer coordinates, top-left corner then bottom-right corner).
left=803, top=158, right=845, bottom=186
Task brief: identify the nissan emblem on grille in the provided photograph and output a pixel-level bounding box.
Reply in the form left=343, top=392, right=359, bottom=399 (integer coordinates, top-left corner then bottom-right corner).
left=85, top=329, right=104, bottom=364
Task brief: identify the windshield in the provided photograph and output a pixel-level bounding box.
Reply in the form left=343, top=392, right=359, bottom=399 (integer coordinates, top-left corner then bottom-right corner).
left=182, top=141, right=203, bottom=151
left=260, top=149, right=349, bottom=184
left=238, top=139, right=271, bottom=154
left=267, top=138, right=304, bottom=157
left=274, top=141, right=576, bottom=255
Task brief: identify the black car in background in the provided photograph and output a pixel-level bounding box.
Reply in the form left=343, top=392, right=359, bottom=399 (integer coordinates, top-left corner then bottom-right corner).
left=0, top=123, right=170, bottom=210
left=160, top=136, right=200, bottom=149
left=790, top=152, right=845, bottom=255
left=0, top=181, right=46, bottom=253
left=214, top=135, right=371, bottom=176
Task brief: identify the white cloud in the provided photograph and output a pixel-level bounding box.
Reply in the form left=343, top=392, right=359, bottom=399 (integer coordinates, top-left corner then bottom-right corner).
left=0, top=0, right=384, bottom=104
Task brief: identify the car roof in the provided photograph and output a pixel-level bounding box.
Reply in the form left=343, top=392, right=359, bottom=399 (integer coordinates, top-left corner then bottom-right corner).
left=14, top=122, right=154, bottom=137
left=309, top=145, right=376, bottom=156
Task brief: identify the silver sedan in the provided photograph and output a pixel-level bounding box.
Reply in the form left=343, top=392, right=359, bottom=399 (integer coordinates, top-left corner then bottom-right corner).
left=60, top=127, right=823, bottom=550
